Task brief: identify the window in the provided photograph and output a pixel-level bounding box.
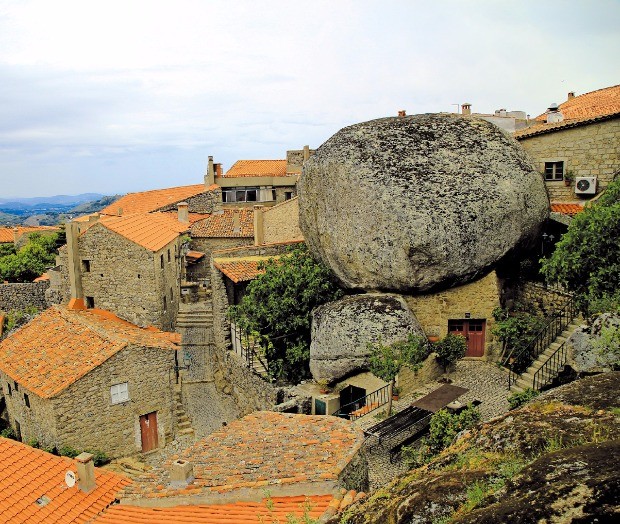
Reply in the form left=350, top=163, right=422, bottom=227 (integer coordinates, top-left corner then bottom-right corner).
left=544, top=161, right=564, bottom=181
left=14, top=382, right=18, bottom=392
left=167, top=249, right=171, bottom=263
left=110, top=382, right=129, bottom=404
left=7, top=382, right=11, bottom=395
left=81, top=260, right=91, bottom=272
left=160, top=254, right=164, bottom=269
left=24, top=393, right=30, bottom=408
left=285, top=191, right=293, bottom=200
left=170, top=287, right=174, bottom=301
left=222, top=187, right=260, bottom=203
left=163, top=295, right=167, bottom=312
left=86, top=296, right=95, bottom=309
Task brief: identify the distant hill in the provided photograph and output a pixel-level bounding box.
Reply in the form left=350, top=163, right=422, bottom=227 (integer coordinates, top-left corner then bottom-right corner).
left=69, top=195, right=121, bottom=215
left=0, top=193, right=105, bottom=207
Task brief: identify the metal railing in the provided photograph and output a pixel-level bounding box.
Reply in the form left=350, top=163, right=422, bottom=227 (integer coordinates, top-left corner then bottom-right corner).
left=230, top=322, right=270, bottom=380
left=505, top=296, right=577, bottom=389
left=532, top=339, right=569, bottom=391
left=331, top=383, right=392, bottom=421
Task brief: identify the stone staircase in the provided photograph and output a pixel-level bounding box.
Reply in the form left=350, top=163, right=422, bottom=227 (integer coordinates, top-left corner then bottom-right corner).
left=510, top=317, right=583, bottom=393
left=174, top=386, right=195, bottom=438
left=176, top=294, right=213, bottom=329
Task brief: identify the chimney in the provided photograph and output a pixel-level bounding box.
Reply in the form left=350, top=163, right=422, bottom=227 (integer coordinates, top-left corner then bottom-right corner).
left=546, top=103, right=564, bottom=123
left=177, top=202, right=189, bottom=224
left=117, top=207, right=123, bottom=216
left=12, top=227, right=19, bottom=244
left=215, top=163, right=223, bottom=177
left=303, top=145, right=310, bottom=162
left=170, top=459, right=194, bottom=486
left=253, top=205, right=264, bottom=246
left=232, top=210, right=241, bottom=234
left=75, top=452, right=96, bottom=493
left=66, top=221, right=85, bottom=310
left=568, top=91, right=575, bottom=100
left=461, top=103, right=472, bottom=116
left=397, top=110, right=406, bottom=117
left=205, top=156, right=215, bottom=187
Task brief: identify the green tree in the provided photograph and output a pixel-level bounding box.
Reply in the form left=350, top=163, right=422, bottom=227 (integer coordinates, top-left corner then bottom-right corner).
left=541, top=177, right=620, bottom=313
left=434, top=333, right=467, bottom=372
left=0, top=232, right=63, bottom=282
left=229, top=244, right=342, bottom=383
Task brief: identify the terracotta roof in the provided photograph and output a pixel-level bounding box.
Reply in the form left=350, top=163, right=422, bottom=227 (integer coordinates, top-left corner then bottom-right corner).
left=514, top=111, right=620, bottom=139
left=190, top=209, right=254, bottom=238
left=94, top=213, right=189, bottom=252
left=94, top=495, right=334, bottom=523
left=535, top=84, right=620, bottom=122
left=33, top=273, right=49, bottom=282
left=550, top=203, right=584, bottom=216
left=0, top=226, right=59, bottom=244
left=0, top=306, right=179, bottom=399
left=213, top=256, right=280, bottom=283
left=120, top=412, right=364, bottom=502
left=0, top=437, right=130, bottom=523
left=222, top=160, right=289, bottom=178
left=99, top=184, right=207, bottom=215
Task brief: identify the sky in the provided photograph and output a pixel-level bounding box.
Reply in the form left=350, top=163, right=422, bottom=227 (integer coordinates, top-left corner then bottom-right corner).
left=0, top=0, right=618, bottom=198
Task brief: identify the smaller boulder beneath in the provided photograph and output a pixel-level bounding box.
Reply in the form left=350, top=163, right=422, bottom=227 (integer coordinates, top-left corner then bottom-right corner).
left=310, top=294, right=425, bottom=382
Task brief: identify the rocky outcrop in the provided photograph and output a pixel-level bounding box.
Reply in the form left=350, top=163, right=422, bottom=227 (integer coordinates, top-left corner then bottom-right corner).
left=329, top=372, right=620, bottom=523
left=298, top=114, right=548, bottom=293
left=567, top=313, right=620, bottom=373
left=309, top=294, right=425, bottom=382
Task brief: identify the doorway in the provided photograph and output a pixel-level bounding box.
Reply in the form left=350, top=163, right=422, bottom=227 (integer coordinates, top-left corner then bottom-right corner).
left=448, top=319, right=486, bottom=357
left=139, top=411, right=159, bottom=452
left=339, top=385, right=366, bottom=417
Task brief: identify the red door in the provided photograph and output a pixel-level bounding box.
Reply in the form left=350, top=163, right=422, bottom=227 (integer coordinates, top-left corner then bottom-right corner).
left=140, top=412, right=159, bottom=452
left=448, top=319, right=486, bottom=357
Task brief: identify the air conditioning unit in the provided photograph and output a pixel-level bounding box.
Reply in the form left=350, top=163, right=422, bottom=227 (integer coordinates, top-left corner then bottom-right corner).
left=575, top=176, right=597, bottom=195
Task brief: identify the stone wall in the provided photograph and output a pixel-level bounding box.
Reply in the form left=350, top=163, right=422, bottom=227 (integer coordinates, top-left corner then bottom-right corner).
left=515, top=281, right=572, bottom=318
left=518, top=118, right=620, bottom=202
left=2, top=344, right=176, bottom=457
left=262, top=197, right=303, bottom=244
left=0, top=281, right=49, bottom=312
left=404, top=271, right=502, bottom=359
left=187, top=237, right=253, bottom=282
left=398, top=353, right=444, bottom=395
left=78, top=224, right=181, bottom=330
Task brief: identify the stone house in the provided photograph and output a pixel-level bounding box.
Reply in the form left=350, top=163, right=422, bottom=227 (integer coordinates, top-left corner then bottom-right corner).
left=0, top=306, right=180, bottom=458
left=515, top=84, right=620, bottom=203
left=213, top=146, right=315, bottom=207
left=52, top=212, right=195, bottom=330
left=0, top=225, right=60, bottom=249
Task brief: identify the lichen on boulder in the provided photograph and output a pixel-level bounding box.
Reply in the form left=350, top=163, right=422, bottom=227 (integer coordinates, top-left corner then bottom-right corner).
left=298, top=113, right=548, bottom=293
left=309, top=293, right=425, bottom=382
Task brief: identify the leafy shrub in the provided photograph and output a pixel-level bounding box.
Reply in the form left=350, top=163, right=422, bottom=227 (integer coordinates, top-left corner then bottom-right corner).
left=492, top=307, right=546, bottom=369
left=402, top=405, right=481, bottom=467
left=229, top=244, right=342, bottom=384
left=368, top=334, right=430, bottom=382
left=592, top=324, right=620, bottom=370
left=0, top=427, right=16, bottom=439
left=58, top=445, right=109, bottom=466
left=507, top=388, right=540, bottom=409
left=0, top=231, right=64, bottom=282
left=434, top=333, right=467, bottom=371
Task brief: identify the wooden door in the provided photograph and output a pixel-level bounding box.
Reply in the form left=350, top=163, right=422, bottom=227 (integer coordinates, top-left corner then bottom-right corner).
left=448, top=319, right=486, bottom=357
left=140, top=411, right=158, bottom=452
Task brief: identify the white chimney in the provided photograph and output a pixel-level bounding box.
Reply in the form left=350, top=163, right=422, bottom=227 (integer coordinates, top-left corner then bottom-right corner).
left=461, top=103, right=472, bottom=116
left=75, top=452, right=96, bottom=493
left=546, top=103, right=564, bottom=123
left=177, top=202, right=189, bottom=224
left=233, top=211, right=241, bottom=234
left=170, top=459, right=194, bottom=486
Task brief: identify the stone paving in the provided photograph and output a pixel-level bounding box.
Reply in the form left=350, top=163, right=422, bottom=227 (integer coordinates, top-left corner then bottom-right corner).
left=359, top=360, right=512, bottom=491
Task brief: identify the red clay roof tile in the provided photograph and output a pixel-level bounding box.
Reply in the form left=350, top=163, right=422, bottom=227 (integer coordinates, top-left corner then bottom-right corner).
left=0, top=306, right=179, bottom=398
left=100, top=184, right=209, bottom=215
left=0, top=226, right=60, bottom=244
left=223, top=160, right=289, bottom=178
left=0, top=437, right=130, bottom=524
left=213, top=256, right=279, bottom=283
left=190, top=209, right=253, bottom=238
left=550, top=203, right=584, bottom=216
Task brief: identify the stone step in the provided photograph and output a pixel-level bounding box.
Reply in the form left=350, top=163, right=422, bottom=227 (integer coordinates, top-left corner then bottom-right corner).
left=178, top=421, right=192, bottom=430
left=178, top=428, right=195, bottom=436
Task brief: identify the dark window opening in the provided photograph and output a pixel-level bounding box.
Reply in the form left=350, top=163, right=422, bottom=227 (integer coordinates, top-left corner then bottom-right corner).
left=163, top=296, right=167, bottom=312
left=246, top=189, right=257, bottom=202
left=86, top=296, right=95, bottom=309
left=160, top=254, right=164, bottom=269
left=81, top=260, right=91, bottom=272
left=167, top=249, right=171, bottom=263
left=544, top=161, right=564, bottom=181
left=14, top=382, right=18, bottom=392
left=271, top=189, right=277, bottom=201
left=24, top=393, right=30, bottom=408
left=7, top=383, right=11, bottom=395
left=285, top=191, right=293, bottom=200
left=170, top=287, right=174, bottom=301
left=137, top=274, right=141, bottom=279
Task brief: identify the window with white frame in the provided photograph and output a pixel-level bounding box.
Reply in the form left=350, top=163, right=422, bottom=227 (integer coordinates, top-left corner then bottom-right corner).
left=544, top=161, right=564, bottom=181
left=110, top=382, right=129, bottom=404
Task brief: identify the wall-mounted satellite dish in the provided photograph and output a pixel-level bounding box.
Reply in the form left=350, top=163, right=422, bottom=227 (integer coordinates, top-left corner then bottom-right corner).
left=65, top=470, right=76, bottom=488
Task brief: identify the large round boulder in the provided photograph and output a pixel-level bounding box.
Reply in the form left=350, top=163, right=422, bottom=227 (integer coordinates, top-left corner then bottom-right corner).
left=310, top=293, right=425, bottom=382
left=299, top=114, right=548, bottom=293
